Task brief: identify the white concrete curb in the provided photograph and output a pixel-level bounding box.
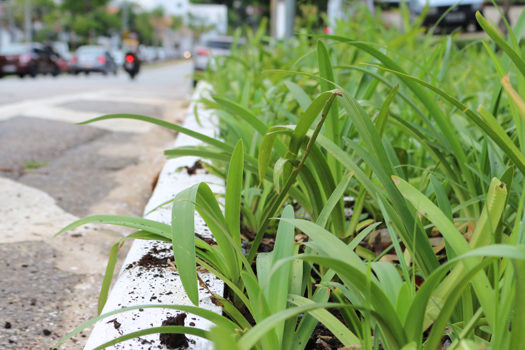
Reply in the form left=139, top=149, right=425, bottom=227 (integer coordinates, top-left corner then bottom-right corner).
left=84, top=82, right=224, bottom=349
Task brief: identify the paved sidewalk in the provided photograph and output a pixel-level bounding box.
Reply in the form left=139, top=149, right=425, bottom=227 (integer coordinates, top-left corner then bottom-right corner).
left=0, top=62, right=191, bottom=349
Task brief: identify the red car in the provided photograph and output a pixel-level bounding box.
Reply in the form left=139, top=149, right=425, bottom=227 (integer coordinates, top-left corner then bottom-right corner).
left=0, top=43, right=64, bottom=78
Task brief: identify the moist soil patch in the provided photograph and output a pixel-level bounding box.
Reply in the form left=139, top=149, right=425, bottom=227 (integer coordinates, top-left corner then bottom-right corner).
left=159, top=313, right=189, bottom=349
left=127, top=245, right=171, bottom=270
left=183, top=160, right=205, bottom=175
left=306, top=323, right=345, bottom=349
left=107, top=318, right=122, bottom=330
left=195, top=232, right=217, bottom=246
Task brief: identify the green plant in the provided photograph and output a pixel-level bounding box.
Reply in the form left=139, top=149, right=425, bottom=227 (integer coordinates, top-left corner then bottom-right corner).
left=55, top=5, right=525, bottom=349
left=24, top=160, right=48, bottom=170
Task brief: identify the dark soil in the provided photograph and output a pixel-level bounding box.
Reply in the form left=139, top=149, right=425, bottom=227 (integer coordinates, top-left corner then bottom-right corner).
left=126, top=245, right=171, bottom=270
left=306, top=323, right=344, bottom=349
left=183, top=160, right=205, bottom=175
left=137, top=252, right=170, bottom=268
left=159, top=313, right=189, bottom=349
left=258, top=235, right=275, bottom=252
left=195, top=232, right=217, bottom=246
left=107, top=318, right=122, bottom=330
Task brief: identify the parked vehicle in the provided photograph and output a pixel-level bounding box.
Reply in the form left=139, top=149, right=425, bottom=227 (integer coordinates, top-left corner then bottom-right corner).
left=111, top=49, right=125, bottom=66
left=193, top=36, right=245, bottom=86
left=52, top=41, right=72, bottom=62
left=123, top=52, right=140, bottom=79
left=0, top=43, right=63, bottom=78
left=70, top=46, right=118, bottom=75
left=141, top=46, right=158, bottom=63
left=409, top=0, right=484, bottom=30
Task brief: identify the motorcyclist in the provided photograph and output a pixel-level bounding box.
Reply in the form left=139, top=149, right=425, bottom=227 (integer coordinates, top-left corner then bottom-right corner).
left=123, top=51, right=140, bottom=79
left=122, top=34, right=141, bottom=79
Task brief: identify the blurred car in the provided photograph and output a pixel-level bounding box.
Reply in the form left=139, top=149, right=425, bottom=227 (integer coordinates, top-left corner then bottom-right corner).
left=193, top=36, right=245, bottom=73
left=409, top=0, right=484, bottom=31
left=193, top=36, right=245, bottom=86
left=70, top=46, right=118, bottom=75
left=111, top=49, right=125, bottom=66
left=143, top=46, right=158, bottom=63
left=0, top=43, right=63, bottom=78
left=165, top=48, right=178, bottom=59
left=156, top=47, right=167, bottom=61
left=52, top=41, right=72, bottom=61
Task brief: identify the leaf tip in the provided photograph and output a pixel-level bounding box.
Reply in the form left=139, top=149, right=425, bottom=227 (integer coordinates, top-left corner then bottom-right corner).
left=391, top=175, right=401, bottom=185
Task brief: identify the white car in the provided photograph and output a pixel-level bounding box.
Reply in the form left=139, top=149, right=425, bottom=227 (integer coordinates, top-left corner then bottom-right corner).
left=193, top=36, right=245, bottom=73
left=111, top=49, right=125, bottom=66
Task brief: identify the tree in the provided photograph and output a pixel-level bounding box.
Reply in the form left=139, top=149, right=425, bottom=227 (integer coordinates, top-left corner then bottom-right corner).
left=61, top=0, right=109, bottom=14
left=189, top=0, right=328, bottom=31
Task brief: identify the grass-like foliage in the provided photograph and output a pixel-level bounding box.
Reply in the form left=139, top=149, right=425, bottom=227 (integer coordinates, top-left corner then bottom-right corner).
left=55, top=5, right=525, bottom=350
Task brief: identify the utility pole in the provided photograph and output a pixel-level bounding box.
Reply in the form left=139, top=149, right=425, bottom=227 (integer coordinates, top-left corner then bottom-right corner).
left=270, top=0, right=286, bottom=40
left=24, top=0, right=31, bottom=43
left=284, top=0, right=295, bottom=41
left=327, top=0, right=343, bottom=31
left=8, top=0, right=14, bottom=38
left=0, top=1, right=4, bottom=51
left=270, top=0, right=277, bottom=38
left=122, top=0, right=129, bottom=32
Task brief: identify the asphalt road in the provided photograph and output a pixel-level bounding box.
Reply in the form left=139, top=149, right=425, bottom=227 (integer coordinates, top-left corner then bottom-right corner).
left=0, top=61, right=193, bottom=349
left=0, top=60, right=192, bottom=105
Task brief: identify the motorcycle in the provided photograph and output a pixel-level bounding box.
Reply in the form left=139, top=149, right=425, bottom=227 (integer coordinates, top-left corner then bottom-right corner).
left=123, top=52, right=140, bottom=79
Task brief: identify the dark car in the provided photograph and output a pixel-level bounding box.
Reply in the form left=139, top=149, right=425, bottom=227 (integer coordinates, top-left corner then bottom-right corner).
left=410, top=0, right=484, bottom=31
left=70, top=46, right=118, bottom=75
left=0, top=43, right=63, bottom=78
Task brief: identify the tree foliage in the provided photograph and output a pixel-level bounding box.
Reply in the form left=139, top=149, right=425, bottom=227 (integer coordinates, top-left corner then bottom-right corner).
left=61, top=0, right=110, bottom=14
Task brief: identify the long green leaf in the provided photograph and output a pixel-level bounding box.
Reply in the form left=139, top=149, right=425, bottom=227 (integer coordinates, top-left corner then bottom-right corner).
left=392, top=176, right=497, bottom=329
left=375, top=66, right=525, bottom=176
left=476, top=12, right=525, bottom=78
left=98, top=231, right=166, bottom=314
left=93, top=326, right=208, bottom=350
left=290, top=91, right=337, bottom=155
left=238, top=302, right=346, bottom=350
left=213, top=96, right=268, bottom=135
left=78, top=114, right=232, bottom=152
left=316, top=171, right=353, bottom=228
left=317, top=41, right=339, bottom=146
left=172, top=184, right=200, bottom=305
left=55, top=215, right=171, bottom=239
left=52, top=304, right=238, bottom=349
left=225, top=140, right=244, bottom=248
left=284, top=81, right=312, bottom=111
left=288, top=294, right=360, bottom=346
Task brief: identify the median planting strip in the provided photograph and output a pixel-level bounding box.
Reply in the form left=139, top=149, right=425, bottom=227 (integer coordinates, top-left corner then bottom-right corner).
left=84, top=82, right=224, bottom=349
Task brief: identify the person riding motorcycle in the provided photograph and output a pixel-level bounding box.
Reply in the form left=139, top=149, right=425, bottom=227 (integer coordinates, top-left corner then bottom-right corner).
left=123, top=51, right=140, bottom=79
